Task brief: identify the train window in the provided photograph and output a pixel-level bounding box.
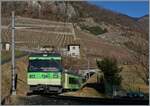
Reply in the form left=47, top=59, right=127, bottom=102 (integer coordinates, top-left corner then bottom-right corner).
left=69, top=77, right=79, bottom=84
left=28, top=60, right=63, bottom=72
left=29, top=60, right=58, bottom=68
left=89, top=72, right=95, bottom=77
left=53, top=73, right=59, bottom=78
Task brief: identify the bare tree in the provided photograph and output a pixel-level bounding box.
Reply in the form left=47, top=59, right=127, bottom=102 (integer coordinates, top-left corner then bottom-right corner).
left=134, top=54, right=149, bottom=85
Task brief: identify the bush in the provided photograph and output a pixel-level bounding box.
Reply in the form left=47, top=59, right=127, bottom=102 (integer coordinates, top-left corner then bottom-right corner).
left=1, top=50, right=26, bottom=64
left=81, top=25, right=108, bottom=35
left=96, top=57, right=122, bottom=95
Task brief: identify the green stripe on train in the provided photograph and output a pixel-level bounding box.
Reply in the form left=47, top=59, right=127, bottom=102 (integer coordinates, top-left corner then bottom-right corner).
left=29, top=57, right=61, bottom=60
left=28, top=72, right=61, bottom=79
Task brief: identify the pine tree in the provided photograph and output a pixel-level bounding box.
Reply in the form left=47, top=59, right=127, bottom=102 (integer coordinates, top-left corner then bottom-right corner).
left=97, top=57, right=122, bottom=95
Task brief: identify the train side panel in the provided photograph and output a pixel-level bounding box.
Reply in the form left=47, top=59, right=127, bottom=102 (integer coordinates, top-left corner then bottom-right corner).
left=27, top=72, right=62, bottom=93
left=63, top=73, right=82, bottom=90
left=28, top=72, right=61, bottom=85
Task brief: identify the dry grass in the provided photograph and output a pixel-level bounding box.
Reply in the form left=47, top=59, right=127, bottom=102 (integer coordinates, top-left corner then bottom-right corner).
left=1, top=56, right=28, bottom=100
left=62, top=87, right=105, bottom=98
left=15, top=57, right=28, bottom=96
left=1, top=62, right=12, bottom=101
left=120, top=64, right=149, bottom=93
left=76, top=30, right=134, bottom=64
left=1, top=50, right=26, bottom=63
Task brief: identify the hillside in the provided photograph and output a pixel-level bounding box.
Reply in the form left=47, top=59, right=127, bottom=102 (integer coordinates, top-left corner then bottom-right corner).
left=2, top=1, right=148, bottom=49
left=2, top=16, right=134, bottom=63
left=1, top=1, right=149, bottom=98
left=1, top=1, right=148, bottom=31
left=2, top=0, right=148, bottom=79
left=137, top=15, right=149, bottom=33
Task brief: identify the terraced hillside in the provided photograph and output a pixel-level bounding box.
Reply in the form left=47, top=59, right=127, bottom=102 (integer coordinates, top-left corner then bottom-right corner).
left=76, top=30, right=133, bottom=64
left=2, top=16, right=79, bottom=49
left=2, top=17, right=135, bottom=64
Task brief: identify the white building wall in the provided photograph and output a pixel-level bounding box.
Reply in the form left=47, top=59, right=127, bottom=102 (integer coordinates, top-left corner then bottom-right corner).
left=5, top=43, right=10, bottom=51
left=68, top=45, right=80, bottom=58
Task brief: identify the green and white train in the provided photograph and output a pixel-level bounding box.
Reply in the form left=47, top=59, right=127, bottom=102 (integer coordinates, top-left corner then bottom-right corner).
left=27, top=52, right=83, bottom=93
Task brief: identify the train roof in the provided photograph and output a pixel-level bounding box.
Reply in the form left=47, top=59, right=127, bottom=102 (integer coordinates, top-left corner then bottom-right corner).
left=63, top=69, right=83, bottom=77
left=29, top=52, right=61, bottom=57
left=29, top=52, right=62, bottom=60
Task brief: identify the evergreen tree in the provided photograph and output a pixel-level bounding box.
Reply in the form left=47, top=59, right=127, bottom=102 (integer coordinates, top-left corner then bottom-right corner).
left=97, top=57, right=122, bottom=95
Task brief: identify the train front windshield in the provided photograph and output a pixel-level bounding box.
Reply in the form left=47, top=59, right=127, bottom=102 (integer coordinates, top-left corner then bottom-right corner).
left=28, top=60, right=62, bottom=72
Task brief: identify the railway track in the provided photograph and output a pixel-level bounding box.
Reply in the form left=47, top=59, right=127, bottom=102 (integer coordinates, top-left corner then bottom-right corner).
left=43, top=95, right=149, bottom=105
left=2, top=93, right=149, bottom=105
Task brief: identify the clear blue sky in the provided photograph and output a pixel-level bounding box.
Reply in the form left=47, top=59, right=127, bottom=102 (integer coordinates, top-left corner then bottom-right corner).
left=88, top=1, right=149, bottom=18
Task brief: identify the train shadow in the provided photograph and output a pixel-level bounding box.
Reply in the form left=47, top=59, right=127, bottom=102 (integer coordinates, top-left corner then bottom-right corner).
left=27, top=91, right=59, bottom=96
left=83, top=83, right=104, bottom=91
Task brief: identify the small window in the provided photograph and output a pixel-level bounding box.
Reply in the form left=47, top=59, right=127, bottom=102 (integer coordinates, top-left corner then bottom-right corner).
left=72, top=53, right=75, bottom=56
left=69, top=77, right=79, bottom=84
left=72, top=46, right=76, bottom=50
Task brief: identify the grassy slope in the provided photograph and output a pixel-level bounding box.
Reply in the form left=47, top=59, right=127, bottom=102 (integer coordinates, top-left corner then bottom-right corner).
left=1, top=50, right=26, bottom=64
left=120, top=65, right=149, bottom=93
left=1, top=56, right=28, bottom=100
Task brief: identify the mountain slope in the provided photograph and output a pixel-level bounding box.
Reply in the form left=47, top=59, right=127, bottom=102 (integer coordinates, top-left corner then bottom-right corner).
left=2, top=1, right=148, bottom=63
left=137, top=15, right=149, bottom=33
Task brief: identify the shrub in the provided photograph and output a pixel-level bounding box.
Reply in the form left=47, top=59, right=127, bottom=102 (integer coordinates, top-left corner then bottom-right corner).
left=81, top=25, right=108, bottom=35
left=96, top=57, right=122, bottom=95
